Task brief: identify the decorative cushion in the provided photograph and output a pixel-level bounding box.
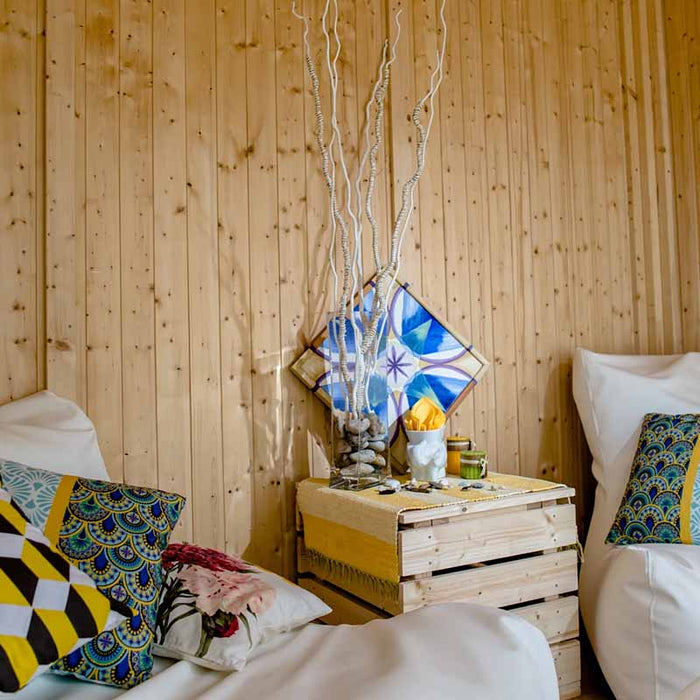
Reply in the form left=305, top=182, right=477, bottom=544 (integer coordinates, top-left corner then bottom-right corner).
left=0, top=487, right=128, bottom=692
left=153, top=543, right=330, bottom=671
left=0, top=391, right=109, bottom=480
left=606, top=413, right=700, bottom=545
left=0, top=460, right=185, bottom=688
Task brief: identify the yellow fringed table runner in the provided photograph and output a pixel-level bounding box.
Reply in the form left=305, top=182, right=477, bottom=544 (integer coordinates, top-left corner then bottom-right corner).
left=297, top=474, right=565, bottom=584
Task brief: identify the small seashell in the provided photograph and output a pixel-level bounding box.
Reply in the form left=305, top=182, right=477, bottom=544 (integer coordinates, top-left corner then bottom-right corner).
left=384, top=478, right=401, bottom=490
left=461, top=482, right=485, bottom=491
left=429, top=481, right=445, bottom=490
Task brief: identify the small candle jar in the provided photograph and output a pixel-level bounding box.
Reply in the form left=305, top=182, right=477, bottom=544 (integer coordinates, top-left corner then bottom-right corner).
left=446, top=437, right=471, bottom=475
left=460, top=450, right=488, bottom=480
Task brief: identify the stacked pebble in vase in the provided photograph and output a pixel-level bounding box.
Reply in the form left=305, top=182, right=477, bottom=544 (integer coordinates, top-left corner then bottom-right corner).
left=331, top=411, right=389, bottom=490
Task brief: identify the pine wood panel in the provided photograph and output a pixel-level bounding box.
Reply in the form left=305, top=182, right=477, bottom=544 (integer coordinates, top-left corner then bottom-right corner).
left=399, top=503, right=577, bottom=575
left=1, top=0, right=42, bottom=403
left=85, top=0, right=123, bottom=480
left=153, top=0, right=193, bottom=541
left=2, top=0, right=699, bottom=577
left=184, top=0, right=225, bottom=550
left=119, top=0, right=158, bottom=488
left=46, top=0, right=85, bottom=406
left=400, top=549, right=578, bottom=611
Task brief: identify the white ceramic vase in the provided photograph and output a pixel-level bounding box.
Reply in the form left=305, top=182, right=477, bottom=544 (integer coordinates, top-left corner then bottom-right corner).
left=406, top=426, right=447, bottom=481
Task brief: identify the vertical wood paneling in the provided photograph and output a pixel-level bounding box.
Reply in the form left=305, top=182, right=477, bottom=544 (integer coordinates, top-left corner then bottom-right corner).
left=439, top=0, right=473, bottom=440
left=153, top=0, right=192, bottom=540
left=9, top=0, right=698, bottom=570
left=246, top=0, right=283, bottom=571
left=524, top=0, right=558, bottom=481
left=275, top=0, right=309, bottom=575
left=46, top=0, right=86, bottom=407
left=413, top=0, right=445, bottom=317
left=119, top=0, right=157, bottom=487
left=666, top=0, right=700, bottom=351
left=388, top=0, right=422, bottom=291
left=85, top=0, right=123, bottom=479
left=355, top=0, right=391, bottom=275
left=185, top=0, right=225, bottom=548
left=459, top=0, right=497, bottom=460
left=504, top=0, right=538, bottom=477
left=480, top=0, right=519, bottom=471
left=1, top=0, right=40, bottom=403
left=216, top=0, right=254, bottom=557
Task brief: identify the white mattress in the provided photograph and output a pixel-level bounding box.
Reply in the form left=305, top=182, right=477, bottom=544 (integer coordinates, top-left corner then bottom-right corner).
left=7, top=603, right=558, bottom=700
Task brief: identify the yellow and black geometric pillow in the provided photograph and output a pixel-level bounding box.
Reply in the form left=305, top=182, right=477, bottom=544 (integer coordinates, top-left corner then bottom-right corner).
left=0, top=488, right=129, bottom=692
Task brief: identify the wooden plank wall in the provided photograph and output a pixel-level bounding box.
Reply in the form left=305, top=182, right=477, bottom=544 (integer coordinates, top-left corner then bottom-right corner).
left=1, top=0, right=699, bottom=576
left=1, top=0, right=44, bottom=404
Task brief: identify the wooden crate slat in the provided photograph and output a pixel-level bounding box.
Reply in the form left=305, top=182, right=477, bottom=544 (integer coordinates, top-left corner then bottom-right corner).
left=510, top=596, right=579, bottom=644
left=398, top=487, right=575, bottom=524
left=400, top=550, right=578, bottom=612
left=400, top=504, right=577, bottom=575
left=298, top=578, right=388, bottom=626
left=552, top=639, right=581, bottom=698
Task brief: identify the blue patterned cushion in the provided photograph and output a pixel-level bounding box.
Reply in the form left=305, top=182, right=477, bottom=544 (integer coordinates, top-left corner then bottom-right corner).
left=606, top=413, right=700, bottom=545
left=0, top=460, right=184, bottom=687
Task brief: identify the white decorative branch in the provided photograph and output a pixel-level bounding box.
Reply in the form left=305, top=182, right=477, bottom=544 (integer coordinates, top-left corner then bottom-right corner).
left=293, top=0, right=447, bottom=417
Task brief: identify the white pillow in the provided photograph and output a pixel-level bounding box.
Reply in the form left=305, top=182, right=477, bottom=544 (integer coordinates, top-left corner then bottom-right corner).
left=573, top=349, right=700, bottom=529
left=573, top=348, right=700, bottom=700
left=152, top=544, right=330, bottom=671
left=0, top=391, right=109, bottom=480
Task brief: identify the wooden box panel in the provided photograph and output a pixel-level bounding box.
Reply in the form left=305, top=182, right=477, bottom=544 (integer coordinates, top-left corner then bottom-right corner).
left=510, top=596, right=579, bottom=644
left=298, top=578, right=388, bottom=625
left=397, top=487, right=576, bottom=525
left=400, top=550, right=578, bottom=612
left=552, top=639, right=581, bottom=699
left=399, top=503, right=577, bottom=576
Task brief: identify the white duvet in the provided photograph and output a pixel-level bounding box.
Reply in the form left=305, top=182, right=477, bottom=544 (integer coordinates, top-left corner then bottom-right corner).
left=8, top=603, right=558, bottom=700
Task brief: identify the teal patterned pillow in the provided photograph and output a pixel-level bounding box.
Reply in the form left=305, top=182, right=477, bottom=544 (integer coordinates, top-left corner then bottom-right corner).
left=606, top=413, right=700, bottom=545
left=0, top=460, right=185, bottom=688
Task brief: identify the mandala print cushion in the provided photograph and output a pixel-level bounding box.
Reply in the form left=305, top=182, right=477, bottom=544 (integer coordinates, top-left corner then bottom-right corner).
left=154, top=543, right=330, bottom=671
left=0, top=460, right=185, bottom=687
left=0, top=487, right=128, bottom=691
left=607, top=413, right=700, bottom=545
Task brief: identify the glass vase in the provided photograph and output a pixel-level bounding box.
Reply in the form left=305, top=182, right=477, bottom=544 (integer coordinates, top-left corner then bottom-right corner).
left=326, top=311, right=390, bottom=490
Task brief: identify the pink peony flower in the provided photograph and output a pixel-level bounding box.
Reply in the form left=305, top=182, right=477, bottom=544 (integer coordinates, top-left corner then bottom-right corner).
left=163, top=543, right=249, bottom=573
left=178, top=564, right=276, bottom=617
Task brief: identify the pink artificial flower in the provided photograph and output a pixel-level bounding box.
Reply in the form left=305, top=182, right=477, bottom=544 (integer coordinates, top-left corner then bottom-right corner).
left=178, top=564, right=276, bottom=617
left=163, top=543, right=249, bottom=573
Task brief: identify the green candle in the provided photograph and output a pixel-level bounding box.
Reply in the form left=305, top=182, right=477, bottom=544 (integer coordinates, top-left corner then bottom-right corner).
left=460, top=450, right=488, bottom=479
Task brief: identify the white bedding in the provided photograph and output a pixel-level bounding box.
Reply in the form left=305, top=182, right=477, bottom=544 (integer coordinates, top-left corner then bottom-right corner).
left=8, top=603, right=558, bottom=700
left=574, top=349, right=700, bottom=699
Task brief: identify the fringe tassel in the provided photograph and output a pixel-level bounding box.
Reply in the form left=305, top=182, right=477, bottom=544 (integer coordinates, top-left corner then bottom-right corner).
left=306, top=548, right=400, bottom=596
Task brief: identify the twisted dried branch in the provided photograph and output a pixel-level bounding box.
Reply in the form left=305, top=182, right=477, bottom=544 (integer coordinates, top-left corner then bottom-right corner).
left=293, top=0, right=447, bottom=416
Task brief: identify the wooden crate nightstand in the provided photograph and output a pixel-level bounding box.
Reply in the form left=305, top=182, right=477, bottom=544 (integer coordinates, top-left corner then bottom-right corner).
left=297, top=475, right=581, bottom=699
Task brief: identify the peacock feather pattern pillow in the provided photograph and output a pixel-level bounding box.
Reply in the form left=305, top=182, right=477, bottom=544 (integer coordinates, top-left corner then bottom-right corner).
left=0, top=460, right=184, bottom=688
left=606, top=413, right=700, bottom=545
